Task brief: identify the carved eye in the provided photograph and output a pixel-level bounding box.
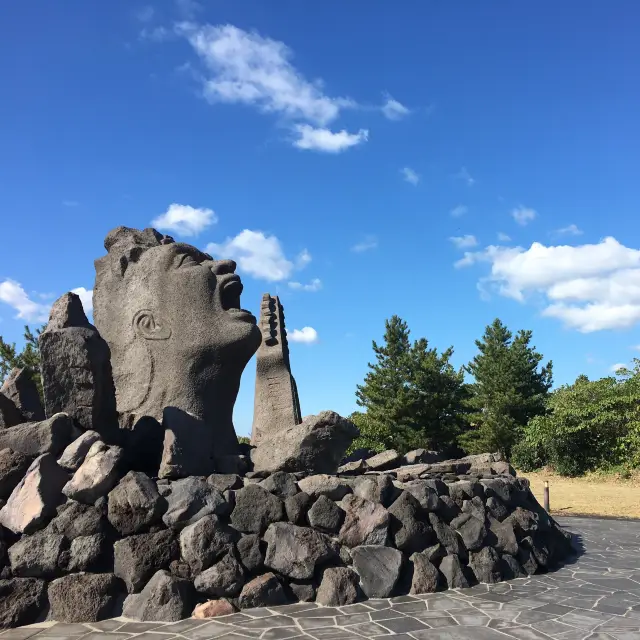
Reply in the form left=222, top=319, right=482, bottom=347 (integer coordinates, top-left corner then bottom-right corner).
left=177, top=253, right=199, bottom=268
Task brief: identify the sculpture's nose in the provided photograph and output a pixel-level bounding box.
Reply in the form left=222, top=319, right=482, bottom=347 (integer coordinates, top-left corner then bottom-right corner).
left=210, top=259, right=237, bottom=275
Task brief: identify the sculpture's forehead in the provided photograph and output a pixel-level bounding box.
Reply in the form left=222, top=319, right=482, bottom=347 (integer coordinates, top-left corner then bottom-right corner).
left=139, top=241, right=212, bottom=266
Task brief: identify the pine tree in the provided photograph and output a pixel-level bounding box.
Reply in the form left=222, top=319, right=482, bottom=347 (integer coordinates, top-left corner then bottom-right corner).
left=460, top=318, right=552, bottom=458
left=0, top=324, right=44, bottom=398
left=355, top=316, right=468, bottom=454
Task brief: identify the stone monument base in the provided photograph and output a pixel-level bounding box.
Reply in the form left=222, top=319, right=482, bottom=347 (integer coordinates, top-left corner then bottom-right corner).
left=0, top=425, right=574, bottom=627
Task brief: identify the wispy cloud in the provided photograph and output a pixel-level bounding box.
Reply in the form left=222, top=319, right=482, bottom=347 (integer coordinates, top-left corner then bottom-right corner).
left=382, top=94, right=410, bottom=120
left=135, top=6, right=155, bottom=22
left=497, top=232, right=511, bottom=242
left=289, top=326, right=318, bottom=343
left=295, top=249, right=311, bottom=269
left=450, top=205, right=467, bottom=218
left=455, top=167, right=475, bottom=187
left=554, top=224, right=583, bottom=236
left=176, top=0, right=202, bottom=19
left=351, top=235, right=378, bottom=253
left=401, top=167, right=420, bottom=185
left=152, top=203, right=217, bottom=236
left=611, top=362, right=627, bottom=373
left=449, top=235, right=478, bottom=249
left=62, top=200, right=79, bottom=207
left=293, top=125, right=368, bottom=153
left=511, top=206, right=537, bottom=226
left=140, top=26, right=173, bottom=42
left=288, top=278, right=322, bottom=292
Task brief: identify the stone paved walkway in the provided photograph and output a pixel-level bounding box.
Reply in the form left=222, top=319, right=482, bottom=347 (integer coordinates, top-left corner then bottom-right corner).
left=5, top=516, right=640, bottom=640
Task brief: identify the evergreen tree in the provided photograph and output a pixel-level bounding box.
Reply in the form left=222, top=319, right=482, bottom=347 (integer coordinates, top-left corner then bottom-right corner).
left=355, top=315, right=468, bottom=454
left=0, top=324, right=44, bottom=398
left=460, top=318, right=552, bottom=458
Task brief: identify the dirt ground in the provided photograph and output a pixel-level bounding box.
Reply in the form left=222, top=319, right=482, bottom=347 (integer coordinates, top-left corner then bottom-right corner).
left=522, top=469, right=640, bottom=519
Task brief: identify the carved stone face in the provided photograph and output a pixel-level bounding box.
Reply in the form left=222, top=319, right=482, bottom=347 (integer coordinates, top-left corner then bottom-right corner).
left=133, top=242, right=261, bottom=363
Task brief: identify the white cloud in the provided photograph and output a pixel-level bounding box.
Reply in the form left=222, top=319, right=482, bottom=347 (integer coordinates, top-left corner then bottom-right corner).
left=295, top=249, right=311, bottom=269
left=456, top=236, right=640, bottom=332
left=0, top=279, right=49, bottom=322
left=288, top=278, right=322, bottom=292
left=293, top=125, right=368, bottom=153
left=401, top=167, right=420, bottom=185
left=450, top=205, right=467, bottom=217
left=554, top=224, right=583, bottom=236
left=511, top=206, right=537, bottom=226
left=455, top=167, right=475, bottom=186
left=176, top=0, right=202, bottom=18
left=497, top=232, right=511, bottom=242
left=351, top=235, right=378, bottom=253
left=152, top=203, right=217, bottom=237
left=135, top=6, right=155, bottom=22
left=382, top=95, right=410, bottom=120
left=449, top=235, right=478, bottom=249
left=206, top=230, right=294, bottom=281
left=611, top=363, right=627, bottom=373
left=71, top=287, right=93, bottom=315
left=62, top=200, right=79, bottom=207
left=289, top=326, right=318, bottom=343
left=178, top=23, right=349, bottom=126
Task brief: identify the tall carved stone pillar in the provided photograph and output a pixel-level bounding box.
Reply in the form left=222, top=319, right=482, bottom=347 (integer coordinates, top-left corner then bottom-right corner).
left=251, top=294, right=302, bottom=444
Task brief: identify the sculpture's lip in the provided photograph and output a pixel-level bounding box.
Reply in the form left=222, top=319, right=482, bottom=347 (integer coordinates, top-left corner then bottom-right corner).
left=227, top=308, right=257, bottom=323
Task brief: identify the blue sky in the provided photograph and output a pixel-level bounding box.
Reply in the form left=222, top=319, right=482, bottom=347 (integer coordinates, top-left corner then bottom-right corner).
left=1, top=1, right=639, bottom=435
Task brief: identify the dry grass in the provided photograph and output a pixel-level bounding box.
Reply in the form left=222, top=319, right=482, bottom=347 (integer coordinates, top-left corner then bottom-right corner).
left=522, top=468, right=640, bottom=519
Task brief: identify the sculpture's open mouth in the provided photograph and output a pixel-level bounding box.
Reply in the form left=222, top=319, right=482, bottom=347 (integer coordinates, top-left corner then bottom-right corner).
left=221, top=276, right=256, bottom=322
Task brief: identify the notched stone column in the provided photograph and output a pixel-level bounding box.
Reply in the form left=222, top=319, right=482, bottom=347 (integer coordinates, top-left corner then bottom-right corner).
left=251, top=294, right=302, bottom=445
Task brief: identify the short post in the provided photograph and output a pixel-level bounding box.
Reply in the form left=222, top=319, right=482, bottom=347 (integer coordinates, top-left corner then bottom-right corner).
left=544, top=480, right=550, bottom=513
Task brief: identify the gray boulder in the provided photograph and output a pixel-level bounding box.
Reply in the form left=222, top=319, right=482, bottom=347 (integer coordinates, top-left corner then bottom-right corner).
left=365, top=450, right=402, bottom=471
left=403, top=481, right=441, bottom=511
left=316, top=567, right=362, bottom=606
left=45, top=501, right=105, bottom=540
left=284, top=491, right=312, bottom=525
left=451, top=512, right=486, bottom=551
left=486, top=496, right=509, bottom=521
left=237, top=534, right=264, bottom=574
left=410, top=553, right=440, bottom=594
left=388, top=491, right=434, bottom=554
left=298, top=474, right=353, bottom=501
left=353, top=474, right=397, bottom=506
left=57, top=431, right=101, bottom=472
left=290, top=581, right=316, bottom=603
left=462, top=496, right=486, bottom=521
left=0, top=578, right=47, bottom=629
left=487, top=516, right=518, bottom=556
left=0, top=394, right=22, bottom=429
left=230, top=484, right=284, bottom=534
left=179, top=515, right=237, bottom=574
left=428, top=513, right=466, bottom=557
left=207, top=474, right=243, bottom=492
left=123, top=570, right=194, bottom=622
left=39, top=292, right=117, bottom=437
left=259, top=471, right=299, bottom=498
left=0, top=448, right=32, bottom=500
left=469, top=546, right=502, bottom=584
left=251, top=411, right=358, bottom=474
left=66, top=534, right=105, bottom=572
left=0, top=413, right=76, bottom=457
left=504, top=507, right=539, bottom=539
left=107, top=471, right=165, bottom=535
left=0, top=454, right=67, bottom=534
left=114, top=530, right=178, bottom=592
left=502, top=553, right=527, bottom=579
left=421, top=543, right=447, bottom=565
left=63, top=441, right=123, bottom=504
left=48, top=573, right=120, bottom=622
left=238, top=573, right=288, bottom=609
left=351, top=545, right=403, bottom=598
left=439, top=555, right=470, bottom=589
left=263, top=522, right=336, bottom=580
left=338, top=494, right=389, bottom=547
left=162, top=477, right=228, bottom=530
left=517, top=546, right=538, bottom=575
left=0, top=368, right=44, bottom=422
left=193, top=551, right=245, bottom=597
left=404, top=449, right=440, bottom=465
left=308, top=495, right=344, bottom=534
left=337, top=460, right=367, bottom=475
left=9, top=532, right=66, bottom=578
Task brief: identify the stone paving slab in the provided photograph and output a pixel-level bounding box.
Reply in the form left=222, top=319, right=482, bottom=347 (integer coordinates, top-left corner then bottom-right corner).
left=4, top=517, right=640, bottom=639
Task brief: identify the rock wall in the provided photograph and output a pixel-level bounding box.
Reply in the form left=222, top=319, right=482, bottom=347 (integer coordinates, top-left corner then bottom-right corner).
left=0, top=427, right=574, bottom=628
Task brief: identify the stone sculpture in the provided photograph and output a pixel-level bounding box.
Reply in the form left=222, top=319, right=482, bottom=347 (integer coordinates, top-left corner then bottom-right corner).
left=251, top=294, right=301, bottom=444
left=93, top=226, right=261, bottom=476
